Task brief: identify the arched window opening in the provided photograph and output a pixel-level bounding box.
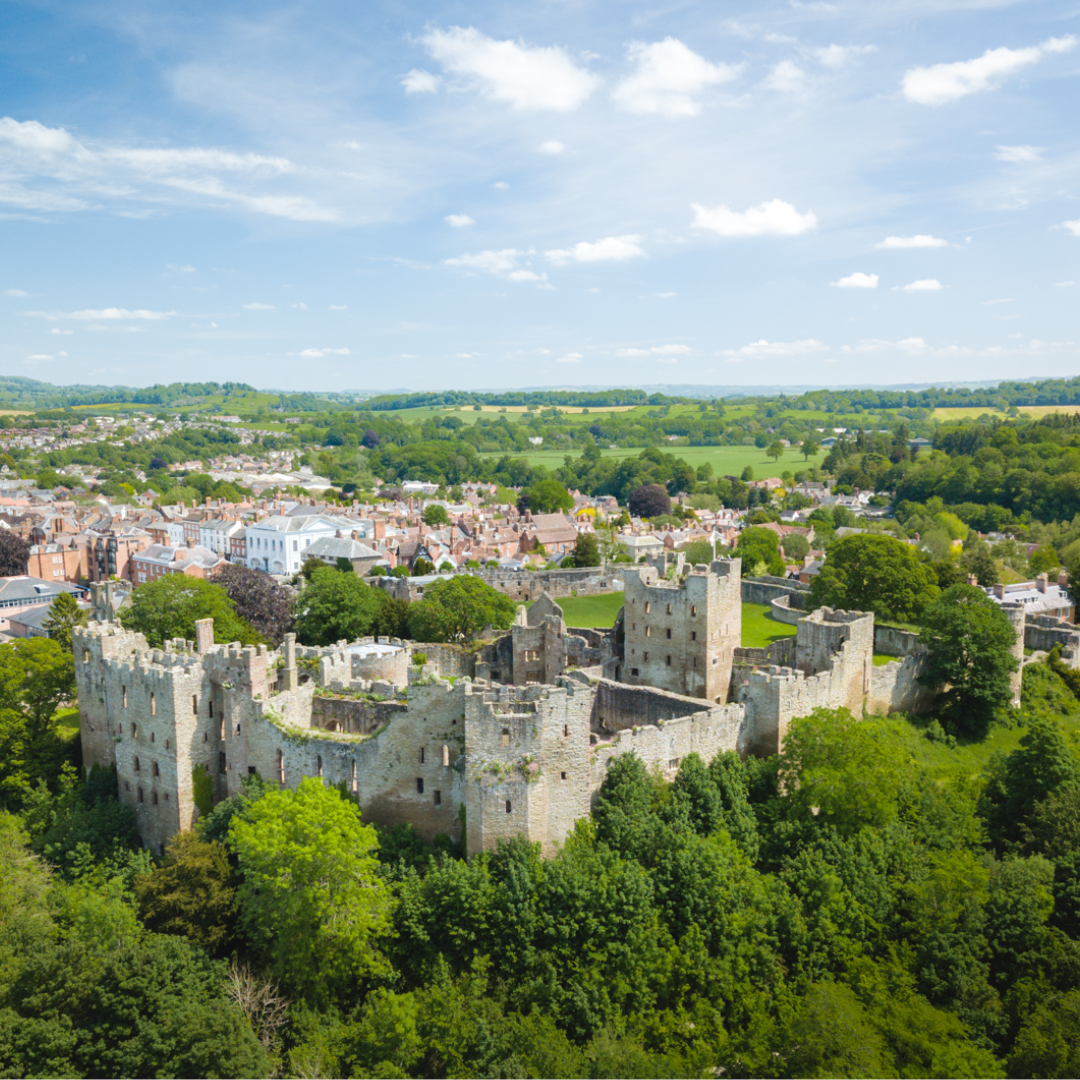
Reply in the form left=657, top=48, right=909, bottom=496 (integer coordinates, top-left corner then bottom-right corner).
left=150, top=693, right=156, bottom=716
left=442, top=744, right=450, bottom=767
left=505, top=800, right=512, bottom=814
left=277, top=750, right=285, bottom=785
left=133, top=756, right=140, bottom=772
left=122, top=686, right=127, bottom=708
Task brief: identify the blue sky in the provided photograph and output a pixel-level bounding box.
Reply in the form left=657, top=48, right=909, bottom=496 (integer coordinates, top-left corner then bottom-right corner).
left=1, top=0, right=1078, bottom=393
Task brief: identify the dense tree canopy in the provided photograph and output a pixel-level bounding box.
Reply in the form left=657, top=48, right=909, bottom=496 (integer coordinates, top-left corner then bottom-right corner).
left=810, top=533, right=939, bottom=622
left=627, top=483, right=671, bottom=519
left=293, top=567, right=385, bottom=646
left=406, top=575, right=517, bottom=642
left=214, top=563, right=295, bottom=646
left=120, top=576, right=260, bottom=649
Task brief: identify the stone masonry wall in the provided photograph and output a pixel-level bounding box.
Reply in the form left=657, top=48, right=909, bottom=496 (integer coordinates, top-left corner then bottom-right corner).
left=473, top=566, right=623, bottom=601
left=741, top=576, right=808, bottom=606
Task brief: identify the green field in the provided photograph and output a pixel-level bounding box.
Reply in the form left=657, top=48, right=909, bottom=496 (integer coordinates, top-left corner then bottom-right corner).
left=558, top=591, right=625, bottom=628
left=479, top=444, right=825, bottom=480
left=741, top=602, right=798, bottom=648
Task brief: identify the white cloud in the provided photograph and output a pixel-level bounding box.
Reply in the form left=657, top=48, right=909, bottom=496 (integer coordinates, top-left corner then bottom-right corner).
left=445, top=213, right=474, bottom=227
left=790, top=1, right=836, bottom=10
left=984, top=297, right=1014, bottom=305
left=4, top=288, right=28, bottom=297
left=50, top=328, right=73, bottom=335
left=539, top=140, right=565, bottom=154
left=507, top=269, right=548, bottom=282
left=841, top=337, right=930, bottom=353
left=875, top=234, right=947, bottom=249
left=166, top=263, right=196, bottom=272
left=832, top=272, right=878, bottom=288
left=545, top=235, right=646, bottom=264
left=617, top=343, right=693, bottom=356
left=612, top=38, right=739, bottom=117
left=996, top=144, right=1042, bottom=162
left=27, top=354, right=53, bottom=362
left=108, top=147, right=293, bottom=174
left=763, top=60, right=805, bottom=93
left=493, top=181, right=509, bottom=190
left=556, top=352, right=582, bottom=363
left=902, top=36, right=1077, bottom=106
left=1060, top=219, right=1080, bottom=238
left=299, top=347, right=350, bottom=358
left=243, top=302, right=275, bottom=310
left=724, top=339, right=828, bottom=357
left=0, top=116, right=76, bottom=153
left=691, top=199, right=817, bottom=237
left=655, top=291, right=677, bottom=298
left=1055, top=281, right=1077, bottom=287
left=329, top=303, right=349, bottom=310
left=655, top=357, right=678, bottom=364
left=814, top=44, right=877, bottom=68
left=26, top=307, right=175, bottom=320
left=420, top=26, right=600, bottom=111
left=445, top=248, right=526, bottom=275
left=289, top=302, right=307, bottom=309
left=402, top=69, right=440, bottom=94
left=896, top=279, right=943, bottom=291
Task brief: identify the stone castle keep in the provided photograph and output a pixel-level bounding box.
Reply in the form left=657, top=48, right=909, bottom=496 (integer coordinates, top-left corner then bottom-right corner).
left=74, top=562, right=940, bottom=855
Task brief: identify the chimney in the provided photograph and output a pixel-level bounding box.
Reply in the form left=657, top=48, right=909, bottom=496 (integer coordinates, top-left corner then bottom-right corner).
left=1037, top=573, right=1049, bottom=593
left=374, top=520, right=386, bottom=540
left=1058, top=571, right=1069, bottom=588
left=351, top=530, right=358, bottom=541
left=195, top=618, right=214, bottom=653
left=205, top=496, right=211, bottom=507
left=967, top=573, right=979, bottom=587
left=993, top=583, right=1006, bottom=599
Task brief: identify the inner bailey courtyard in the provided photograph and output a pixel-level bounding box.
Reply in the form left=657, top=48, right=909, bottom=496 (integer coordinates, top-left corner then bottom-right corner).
left=75, top=560, right=1001, bottom=855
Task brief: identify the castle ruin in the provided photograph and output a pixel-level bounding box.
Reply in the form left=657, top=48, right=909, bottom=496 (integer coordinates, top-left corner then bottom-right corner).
left=75, top=562, right=943, bottom=855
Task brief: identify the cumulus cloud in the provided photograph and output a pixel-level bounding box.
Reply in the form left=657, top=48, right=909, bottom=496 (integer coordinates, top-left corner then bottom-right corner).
left=832, top=272, right=878, bottom=288
left=875, top=234, right=947, bottom=249
left=902, top=36, right=1077, bottom=106
left=507, top=269, right=548, bottom=282
left=50, top=328, right=73, bottom=335
left=556, top=352, right=582, bottom=363
left=545, top=235, right=646, bottom=264
left=1060, top=220, right=1080, bottom=238
left=814, top=44, right=877, bottom=68
left=27, top=354, right=53, bottom=361
left=4, top=288, right=27, bottom=297
left=896, top=279, right=943, bottom=291
left=539, top=140, right=565, bottom=154
left=242, top=302, right=275, bottom=310
left=402, top=69, right=440, bottom=94
left=165, top=263, right=196, bottom=273
left=445, top=213, right=475, bottom=227
left=445, top=248, right=525, bottom=275
left=612, top=38, right=739, bottom=117
left=26, top=307, right=175, bottom=320
left=1055, top=281, right=1077, bottom=287
left=329, top=303, right=349, bottom=310
left=298, top=347, right=350, bottom=358
left=723, top=339, right=828, bottom=357
left=692, top=199, right=817, bottom=237
left=762, top=60, right=805, bottom=93
left=841, top=337, right=930, bottom=353
left=616, top=343, right=693, bottom=356
left=0, top=116, right=76, bottom=153
left=996, top=144, right=1042, bottom=162
left=420, top=26, right=600, bottom=111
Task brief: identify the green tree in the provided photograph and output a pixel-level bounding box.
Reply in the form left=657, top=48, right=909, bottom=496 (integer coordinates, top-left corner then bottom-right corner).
left=422, top=504, right=450, bottom=526
left=767, top=440, right=784, bottom=463
left=523, top=479, right=573, bottom=514
left=801, top=438, right=820, bottom=460
left=119, top=576, right=259, bottom=649
left=918, top=583, right=1019, bottom=737
left=781, top=532, right=810, bottom=561
left=135, top=831, right=238, bottom=957
left=1029, top=543, right=1061, bottom=576
left=0, top=638, right=77, bottom=806
left=406, top=576, right=516, bottom=642
left=41, top=591, right=87, bottom=653
left=228, top=778, right=393, bottom=1001
left=565, top=530, right=600, bottom=568
left=735, top=526, right=786, bottom=577
left=293, top=566, right=384, bottom=646
left=810, top=533, right=939, bottom=622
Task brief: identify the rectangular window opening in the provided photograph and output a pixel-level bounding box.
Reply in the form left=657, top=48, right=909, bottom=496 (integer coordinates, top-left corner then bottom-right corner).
left=416, top=777, right=424, bottom=794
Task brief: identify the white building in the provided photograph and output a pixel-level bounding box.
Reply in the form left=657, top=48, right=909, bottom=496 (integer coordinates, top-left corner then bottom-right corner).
left=198, top=518, right=245, bottom=558
left=245, top=515, right=373, bottom=576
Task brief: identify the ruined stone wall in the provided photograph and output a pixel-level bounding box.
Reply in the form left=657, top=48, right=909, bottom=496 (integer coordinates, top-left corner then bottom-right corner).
left=592, top=678, right=724, bottom=732
left=867, top=653, right=935, bottom=715
left=741, top=576, right=808, bottom=607
left=873, top=625, right=924, bottom=657
left=589, top=701, right=746, bottom=791
left=769, top=594, right=804, bottom=626
left=621, top=559, right=741, bottom=701
left=1024, top=614, right=1080, bottom=666
left=311, top=695, right=405, bottom=734
left=415, top=643, right=477, bottom=679
left=472, top=566, right=622, bottom=601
